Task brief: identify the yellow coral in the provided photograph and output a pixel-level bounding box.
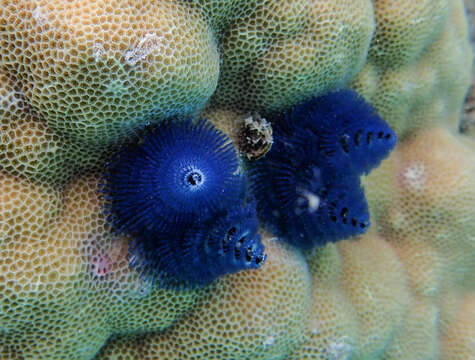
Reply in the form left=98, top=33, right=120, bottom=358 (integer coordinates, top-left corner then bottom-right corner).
left=383, top=298, right=439, bottom=359
left=440, top=293, right=475, bottom=360
left=0, top=172, right=61, bottom=239
left=365, top=127, right=475, bottom=297
left=0, top=173, right=201, bottom=359
left=369, top=0, right=450, bottom=68
left=338, top=233, right=411, bottom=359
left=0, top=0, right=219, bottom=146
left=288, top=244, right=359, bottom=360
left=0, top=69, right=105, bottom=187
left=0, top=0, right=474, bottom=358
left=212, top=0, right=374, bottom=111
left=96, top=236, right=312, bottom=360
left=352, top=0, right=472, bottom=138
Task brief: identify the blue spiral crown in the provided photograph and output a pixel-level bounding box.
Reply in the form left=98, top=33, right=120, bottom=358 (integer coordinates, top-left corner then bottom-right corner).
left=248, top=89, right=397, bottom=249
left=102, top=118, right=266, bottom=287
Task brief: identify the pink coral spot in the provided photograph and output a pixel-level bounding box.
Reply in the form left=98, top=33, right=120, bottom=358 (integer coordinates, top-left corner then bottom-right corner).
left=91, top=252, right=113, bottom=276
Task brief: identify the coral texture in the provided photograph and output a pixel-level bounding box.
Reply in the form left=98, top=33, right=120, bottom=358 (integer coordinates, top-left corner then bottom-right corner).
left=0, top=0, right=474, bottom=359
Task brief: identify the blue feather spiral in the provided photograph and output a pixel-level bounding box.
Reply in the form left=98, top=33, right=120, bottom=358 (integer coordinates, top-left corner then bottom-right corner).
left=102, top=118, right=266, bottom=287
left=130, top=199, right=266, bottom=287
left=248, top=89, right=396, bottom=249
left=102, top=119, right=243, bottom=235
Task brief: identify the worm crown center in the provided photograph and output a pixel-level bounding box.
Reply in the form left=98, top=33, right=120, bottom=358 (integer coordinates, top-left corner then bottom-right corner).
left=184, top=168, right=205, bottom=189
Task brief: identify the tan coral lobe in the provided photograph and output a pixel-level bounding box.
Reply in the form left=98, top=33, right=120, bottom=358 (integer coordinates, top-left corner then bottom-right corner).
left=0, top=0, right=474, bottom=358
left=0, top=0, right=220, bottom=145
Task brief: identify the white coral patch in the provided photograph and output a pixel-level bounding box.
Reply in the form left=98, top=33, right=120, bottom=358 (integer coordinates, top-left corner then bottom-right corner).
left=125, top=33, right=164, bottom=66
left=93, top=43, right=107, bottom=62
left=328, top=337, right=353, bottom=360
left=402, top=162, right=427, bottom=190
left=262, top=335, right=275, bottom=348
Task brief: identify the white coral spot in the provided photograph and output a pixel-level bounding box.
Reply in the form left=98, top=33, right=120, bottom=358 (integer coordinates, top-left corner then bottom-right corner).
left=262, top=335, right=275, bottom=348
left=402, top=162, right=427, bottom=190
left=125, top=33, right=164, bottom=66
left=32, top=7, right=48, bottom=27
left=328, top=337, right=353, bottom=360
left=92, top=43, right=106, bottom=62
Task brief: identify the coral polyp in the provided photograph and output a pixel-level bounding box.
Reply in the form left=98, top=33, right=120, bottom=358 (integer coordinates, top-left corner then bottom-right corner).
left=248, top=89, right=396, bottom=249
left=102, top=118, right=266, bottom=287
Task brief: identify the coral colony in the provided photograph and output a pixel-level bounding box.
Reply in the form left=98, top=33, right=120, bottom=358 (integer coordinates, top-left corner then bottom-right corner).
left=102, top=119, right=266, bottom=287
left=248, top=89, right=397, bottom=249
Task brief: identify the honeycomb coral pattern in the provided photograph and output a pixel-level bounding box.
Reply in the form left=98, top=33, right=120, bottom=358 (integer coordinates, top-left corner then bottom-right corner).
left=0, top=173, right=201, bottom=360
left=383, top=298, right=439, bottom=359
left=369, top=0, right=450, bottom=68
left=0, top=69, right=105, bottom=187
left=189, top=0, right=255, bottom=33
left=0, top=172, right=61, bottom=240
left=364, top=128, right=475, bottom=298
left=0, top=0, right=219, bottom=146
left=440, top=293, right=475, bottom=360
left=288, top=244, right=359, bottom=360
left=0, top=0, right=474, bottom=359
left=210, top=0, right=374, bottom=112
left=95, top=236, right=312, bottom=360
left=288, top=232, right=412, bottom=360
left=351, top=0, right=472, bottom=138
left=0, top=0, right=470, bottom=187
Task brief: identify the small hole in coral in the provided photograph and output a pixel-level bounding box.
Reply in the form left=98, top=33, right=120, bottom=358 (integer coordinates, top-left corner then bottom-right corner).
left=360, top=222, right=367, bottom=228
left=330, top=215, right=337, bottom=222
left=352, top=218, right=357, bottom=226
left=385, top=133, right=392, bottom=140
left=378, top=132, right=384, bottom=139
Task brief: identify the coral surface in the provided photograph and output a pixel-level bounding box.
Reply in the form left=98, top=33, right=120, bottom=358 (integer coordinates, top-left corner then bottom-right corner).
left=0, top=0, right=474, bottom=359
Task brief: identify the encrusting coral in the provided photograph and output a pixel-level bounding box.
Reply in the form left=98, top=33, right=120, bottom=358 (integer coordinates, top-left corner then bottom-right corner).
left=0, top=69, right=106, bottom=187
left=95, top=235, right=312, bottom=360
left=1, top=174, right=202, bottom=359
left=0, top=0, right=219, bottom=147
left=0, top=0, right=474, bottom=359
